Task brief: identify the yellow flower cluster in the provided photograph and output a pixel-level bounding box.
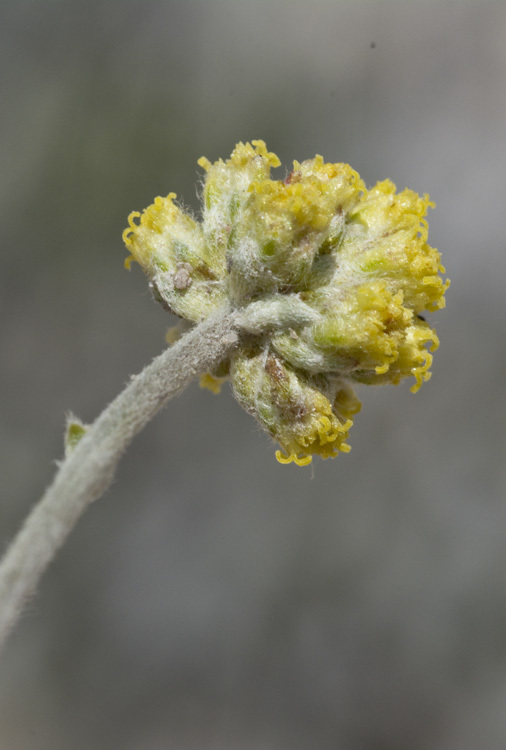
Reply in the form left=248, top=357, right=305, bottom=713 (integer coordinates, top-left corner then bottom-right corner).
left=124, top=141, right=448, bottom=465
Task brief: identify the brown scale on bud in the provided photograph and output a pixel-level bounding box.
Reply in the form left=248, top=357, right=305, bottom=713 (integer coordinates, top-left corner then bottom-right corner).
left=173, top=262, right=193, bottom=290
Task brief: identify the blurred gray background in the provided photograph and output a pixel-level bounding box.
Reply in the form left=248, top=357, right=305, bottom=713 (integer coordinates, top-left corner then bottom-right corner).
left=1, top=1, right=505, bottom=748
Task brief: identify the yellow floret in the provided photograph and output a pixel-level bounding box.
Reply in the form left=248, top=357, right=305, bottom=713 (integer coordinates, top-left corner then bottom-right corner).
left=199, top=373, right=228, bottom=395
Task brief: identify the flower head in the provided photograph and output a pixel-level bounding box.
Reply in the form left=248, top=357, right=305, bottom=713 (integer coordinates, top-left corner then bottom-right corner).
left=124, top=141, right=449, bottom=465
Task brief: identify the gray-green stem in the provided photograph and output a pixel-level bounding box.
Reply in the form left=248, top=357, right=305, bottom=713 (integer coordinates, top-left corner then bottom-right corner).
left=0, top=307, right=239, bottom=652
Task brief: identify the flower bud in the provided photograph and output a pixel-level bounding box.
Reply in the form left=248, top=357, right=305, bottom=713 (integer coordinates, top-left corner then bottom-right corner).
left=230, top=348, right=360, bottom=466
left=123, top=193, right=227, bottom=322
left=123, top=141, right=448, bottom=464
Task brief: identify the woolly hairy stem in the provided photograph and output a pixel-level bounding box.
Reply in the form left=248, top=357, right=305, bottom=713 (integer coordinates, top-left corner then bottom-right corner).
left=0, top=307, right=239, bottom=652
